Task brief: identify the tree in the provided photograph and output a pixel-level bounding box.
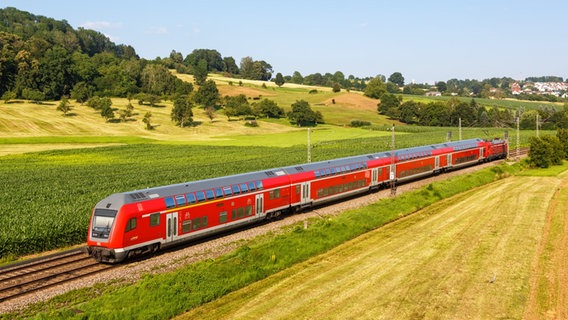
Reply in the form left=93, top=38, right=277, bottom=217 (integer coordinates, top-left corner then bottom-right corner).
left=100, top=104, right=115, bottom=122
left=287, top=100, right=322, bottom=126
left=290, top=71, right=303, bottom=84
left=363, top=76, right=387, bottom=99
left=556, top=128, right=568, bottom=160
left=377, top=94, right=401, bottom=118
left=222, top=56, right=239, bottom=74
left=399, top=100, right=420, bottom=124
left=141, top=64, right=172, bottom=95
left=142, top=111, right=153, bottom=130
left=528, top=135, right=564, bottom=168
left=118, top=103, right=134, bottom=122
left=171, top=95, right=194, bottom=127
left=39, top=46, right=75, bottom=99
left=2, top=91, right=17, bottom=104
left=239, top=57, right=273, bottom=80
left=224, top=94, right=252, bottom=119
left=70, top=81, right=93, bottom=104
left=385, top=82, right=400, bottom=93
left=56, top=98, right=72, bottom=116
left=22, top=88, right=45, bottom=104
left=332, top=83, right=341, bottom=93
left=86, top=96, right=112, bottom=110
left=184, top=49, right=224, bottom=72
left=205, top=106, right=217, bottom=122
left=274, top=73, right=285, bottom=87
left=193, top=59, right=208, bottom=85
left=388, top=72, right=405, bottom=87
left=436, top=81, right=447, bottom=93
left=252, top=99, right=285, bottom=118
left=194, top=80, right=219, bottom=109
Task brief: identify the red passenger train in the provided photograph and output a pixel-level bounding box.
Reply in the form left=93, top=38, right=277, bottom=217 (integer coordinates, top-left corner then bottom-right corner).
left=87, top=138, right=508, bottom=263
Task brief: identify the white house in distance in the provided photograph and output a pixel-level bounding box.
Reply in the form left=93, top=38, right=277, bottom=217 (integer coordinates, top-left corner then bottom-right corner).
left=511, top=81, right=568, bottom=98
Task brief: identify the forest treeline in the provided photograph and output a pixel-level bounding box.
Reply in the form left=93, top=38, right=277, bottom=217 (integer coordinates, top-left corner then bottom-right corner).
left=0, top=7, right=566, bottom=119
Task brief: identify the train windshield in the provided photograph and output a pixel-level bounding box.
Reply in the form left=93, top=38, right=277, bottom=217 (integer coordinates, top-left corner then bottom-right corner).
left=91, top=209, right=117, bottom=240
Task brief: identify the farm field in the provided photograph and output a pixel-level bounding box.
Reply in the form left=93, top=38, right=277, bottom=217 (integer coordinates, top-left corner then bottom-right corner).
left=180, top=170, right=568, bottom=319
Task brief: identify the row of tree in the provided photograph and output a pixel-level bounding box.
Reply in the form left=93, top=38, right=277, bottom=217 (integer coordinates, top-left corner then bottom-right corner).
left=375, top=89, right=568, bottom=130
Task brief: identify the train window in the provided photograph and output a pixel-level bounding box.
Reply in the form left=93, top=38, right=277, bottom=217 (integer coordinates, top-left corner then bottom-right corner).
left=193, top=218, right=200, bottom=230
left=237, top=207, right=245, bottom=218
left=232, top=209, right=237, bottom=220
left=125, top=218, right=137, bottom=232
left=325, top=168, right=331, bottom=175
left=223, top=186, right=232, bottom=196
left=186, top=193, right=196, bottom=204
left=315, top=171, right=320, bottom=178
left=232, top=185, right=241, bottom=195
left=330, top=167, right=336, bottom=175
left=202, top=216, right=208, bottom=227
left=196, top=191, right=206, bottom=202
left=269, top=189, right=281, bottom=200
left=205, top=189, right=215, bottom=200
left=248, top=182, right=256, bottom=191
left=215, top=187, right=224, bottom=198
left=175, top=195, right=186, bottom=207
left=165, top=197, right=175, bottom=209
left=150, top=213, right=160, bottom=227
left=182, top=220, right=191, bottom=233
left=240, top=183, right=249, bottom=193
left=220, top=211, right=228, bottom=223
left=246, top=205, right=253, bottom=216
left=256, top=181, right=263, bottom=190
left=296, top=185, right=301, bottom=194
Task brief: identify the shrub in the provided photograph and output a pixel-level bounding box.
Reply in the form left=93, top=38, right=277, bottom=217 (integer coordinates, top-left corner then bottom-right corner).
left=350, top=120, right=371, bottom=127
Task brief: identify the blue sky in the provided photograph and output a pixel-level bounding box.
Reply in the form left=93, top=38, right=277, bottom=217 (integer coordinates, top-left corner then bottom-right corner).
left=2, top=0, right=567, bottom=84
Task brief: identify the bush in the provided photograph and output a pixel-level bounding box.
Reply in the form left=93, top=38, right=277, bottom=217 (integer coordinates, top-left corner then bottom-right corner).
left=350, top=120, right=371, bottom=127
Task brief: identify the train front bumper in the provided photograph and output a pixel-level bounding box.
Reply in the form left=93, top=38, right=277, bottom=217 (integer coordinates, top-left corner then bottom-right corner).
left=87, top=246, right=127, bottom=263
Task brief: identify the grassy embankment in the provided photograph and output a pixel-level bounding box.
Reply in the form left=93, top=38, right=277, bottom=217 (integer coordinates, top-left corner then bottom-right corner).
left=9, top=162, right=531, bottom=319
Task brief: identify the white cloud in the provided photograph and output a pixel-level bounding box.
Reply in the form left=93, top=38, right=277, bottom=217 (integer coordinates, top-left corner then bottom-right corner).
left=80, top=21, right=122, bottom=30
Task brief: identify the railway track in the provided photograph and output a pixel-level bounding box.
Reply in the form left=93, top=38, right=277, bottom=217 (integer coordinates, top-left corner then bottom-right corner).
left=509, top=147, right=529, bottom=158
left=0, top=248, right=115, bottom=303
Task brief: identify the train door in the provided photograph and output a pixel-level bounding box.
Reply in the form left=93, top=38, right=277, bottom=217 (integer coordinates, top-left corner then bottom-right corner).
left=300, top=182, right=310, bottom=205
left=255, top=194, right=264, bottom=217
left=165, top=212, right=178, bottom=243
left=447, top=154, right=452, bottom=167
left=390, top=164, right=396, bottom=181
left=480, top=147, right=485, bottom=160
left=435, top=156, right=440, bottom=170
left=371, top=168, right=379, bottom=187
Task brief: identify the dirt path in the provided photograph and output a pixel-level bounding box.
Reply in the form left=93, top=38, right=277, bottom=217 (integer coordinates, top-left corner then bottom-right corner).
left=180, top=175, right=563, bottom=320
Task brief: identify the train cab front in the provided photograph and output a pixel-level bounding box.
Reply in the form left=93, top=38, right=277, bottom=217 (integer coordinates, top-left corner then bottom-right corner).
left=87, top=207, right=127, bottom=263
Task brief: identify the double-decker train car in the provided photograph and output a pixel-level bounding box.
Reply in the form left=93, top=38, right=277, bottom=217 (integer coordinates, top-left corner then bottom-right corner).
left=87, top=138, right=508, bottom=263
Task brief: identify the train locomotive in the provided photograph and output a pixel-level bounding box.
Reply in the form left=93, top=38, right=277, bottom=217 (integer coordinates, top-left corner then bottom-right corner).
left=87, top=138, right=508, bottom=263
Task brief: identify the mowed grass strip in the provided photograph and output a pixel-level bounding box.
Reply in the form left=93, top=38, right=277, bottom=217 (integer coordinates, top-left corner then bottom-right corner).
left=525, top=170, right=568, bottom=319
left=180, top=175, right=560, bottom=320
